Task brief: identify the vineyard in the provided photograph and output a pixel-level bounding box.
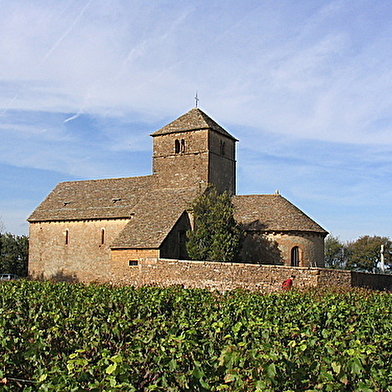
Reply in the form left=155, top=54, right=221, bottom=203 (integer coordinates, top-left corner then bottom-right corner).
left=0, top=281, right=392, bottom=391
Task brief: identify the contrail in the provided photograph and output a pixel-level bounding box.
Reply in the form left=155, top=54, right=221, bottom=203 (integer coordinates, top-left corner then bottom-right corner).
left=64, top=112, right=82, bottom=123
left=121, top=3, right=266, bottom=95
left=35, top=0, right=93, bottom=70
left=0, top=94, right=19, bottom=118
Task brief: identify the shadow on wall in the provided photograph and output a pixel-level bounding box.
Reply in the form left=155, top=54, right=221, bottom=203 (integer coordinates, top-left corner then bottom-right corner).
left=239, top=230, right=282, bottom=265
left=49, top=270, right=79, bottom=283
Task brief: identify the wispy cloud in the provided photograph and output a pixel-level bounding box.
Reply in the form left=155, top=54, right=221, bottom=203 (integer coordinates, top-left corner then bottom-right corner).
left=2, top=0, right=392, bottom=145
left=1, top=0, right=392, bottom=239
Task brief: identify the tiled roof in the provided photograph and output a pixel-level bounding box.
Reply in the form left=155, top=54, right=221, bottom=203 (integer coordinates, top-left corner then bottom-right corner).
left=27, top=175, right=156, bottom=222
left=28, top=172, right=202, bottom=248
left=28, top=173, right=326, bottom=245
left=151, top=108, right=237, bottom=140
left=233, top=194, right=327, bottom=234
left=112, top=187, right=201, bottom=248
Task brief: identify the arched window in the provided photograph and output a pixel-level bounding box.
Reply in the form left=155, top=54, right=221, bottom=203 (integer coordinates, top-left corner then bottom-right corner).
left=291, top=246, right=299, bottom=266
left=175, top=139, right=186, bottom=153
left=175, top=139, right=180, bottom=153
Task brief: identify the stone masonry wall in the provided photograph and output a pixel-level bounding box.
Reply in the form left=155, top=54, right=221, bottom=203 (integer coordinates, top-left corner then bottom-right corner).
left=108, top=257, right=392, bottom=292
left=109, top=257, right=319, bottom=291
left=264, top=232, right=325, bottom=267
left=152, top=129, right=236, bottom=194
left=152, top=130, right=209, bottom=189
left=110, top=249, right=160, bottom=285
left=350, top=271, right=392, bottom=291
left=239, top=232, right=325, bottom=268
left=28, top=219, right=130, bottom=282
left=208, top=132, right=236, bottom=194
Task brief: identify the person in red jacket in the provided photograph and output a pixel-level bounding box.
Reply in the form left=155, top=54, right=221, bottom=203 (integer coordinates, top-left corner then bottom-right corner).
left=282, top=275, right=295, bottom=290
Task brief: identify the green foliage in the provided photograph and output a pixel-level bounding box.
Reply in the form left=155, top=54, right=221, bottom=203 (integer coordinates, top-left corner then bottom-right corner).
left=0, top=232, right=29, bottom=276
left=324, top=235, right=348, bottom=269
left=325, top=235, right=392, bottom=273
left=1, top=281, right=392, bottom=391
left=186, top=186, right=241, bottom=262
left=346, top=235, right=392, bottom=273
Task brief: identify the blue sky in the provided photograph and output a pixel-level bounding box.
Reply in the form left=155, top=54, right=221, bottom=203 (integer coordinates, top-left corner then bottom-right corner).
left=1, top=0, right=391, bottom=241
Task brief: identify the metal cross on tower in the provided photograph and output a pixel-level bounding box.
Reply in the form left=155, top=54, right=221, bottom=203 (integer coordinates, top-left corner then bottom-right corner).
left=195, top=91, right=199, bottom=108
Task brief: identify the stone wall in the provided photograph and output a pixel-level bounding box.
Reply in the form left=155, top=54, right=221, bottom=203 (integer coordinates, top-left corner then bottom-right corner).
left=152, top=129, right=210, bottom=189
left=28, top=219, right=130, bottom=282
left=208, top=132, right=236, bottom=194
left=106, top=257, right=392, bottom=292
left=264, top=232, right=325, bottom=267
left=110, top=249, right=160, bottom=284
left=350, top=271, right=392, bottom=291
left=239, top=232, right=325, bottom=268
left=316, top=268, right=352, bottom=288
left=152, top=129, right=236, bottom=194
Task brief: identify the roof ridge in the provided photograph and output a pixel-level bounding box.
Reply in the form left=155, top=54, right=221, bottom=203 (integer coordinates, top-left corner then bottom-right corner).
left=57, top=174, right=154, bottom=185
left=151, top=108, right=237, bottom=140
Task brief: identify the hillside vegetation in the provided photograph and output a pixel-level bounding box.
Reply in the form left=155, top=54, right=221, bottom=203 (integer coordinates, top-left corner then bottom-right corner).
left=1, top=281, right=391, bottom=391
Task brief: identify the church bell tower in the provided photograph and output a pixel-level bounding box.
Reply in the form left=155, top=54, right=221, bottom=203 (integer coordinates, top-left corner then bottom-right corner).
left=150, top=108, right=237, bottom=194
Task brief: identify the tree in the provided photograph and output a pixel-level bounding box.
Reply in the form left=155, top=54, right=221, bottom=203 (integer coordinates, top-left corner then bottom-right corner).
left=186, top=186, right=241, bottom=262
left=324, top=235, right=348, bottom=269
left=346, top=235, right=392, bottom=273
left=0, top=232, right=29, bottom=276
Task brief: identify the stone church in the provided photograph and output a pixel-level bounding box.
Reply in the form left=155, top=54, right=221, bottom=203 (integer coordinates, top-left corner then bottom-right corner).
left=28, top=108, right=327, bottom=282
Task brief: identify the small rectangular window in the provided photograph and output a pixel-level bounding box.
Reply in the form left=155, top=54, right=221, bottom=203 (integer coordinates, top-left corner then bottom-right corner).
left=65, top=229, right=69, bottom=245
left=101, top=228, right=105, bottom=245
left=129, top=260, right=138, bottom=266
left=220, top=140, right=226, bottom=156
left=175, top=139, right=180, bottom=153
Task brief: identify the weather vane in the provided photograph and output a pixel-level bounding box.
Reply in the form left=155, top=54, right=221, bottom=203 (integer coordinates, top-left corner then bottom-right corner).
left=195, top=91, right=199, bottom=108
